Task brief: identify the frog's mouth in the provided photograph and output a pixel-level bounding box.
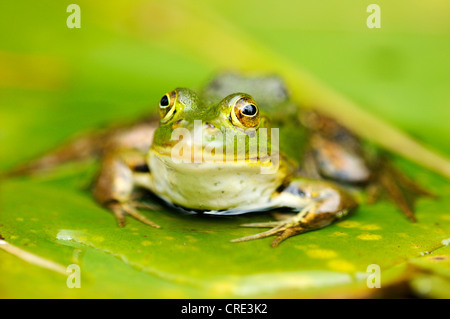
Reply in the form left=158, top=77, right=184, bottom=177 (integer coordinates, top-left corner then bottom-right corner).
left=151, top=143, right=278, bottom=165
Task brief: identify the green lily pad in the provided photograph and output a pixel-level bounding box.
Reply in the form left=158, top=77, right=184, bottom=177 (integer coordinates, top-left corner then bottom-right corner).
left=1, top=156, right=449, bottom=298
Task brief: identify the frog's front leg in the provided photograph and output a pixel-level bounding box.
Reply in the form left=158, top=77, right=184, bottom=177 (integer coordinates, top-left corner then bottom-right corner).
left=93, top=149, right=160, bottom=228
left=231, top=179, right=357, bottom=247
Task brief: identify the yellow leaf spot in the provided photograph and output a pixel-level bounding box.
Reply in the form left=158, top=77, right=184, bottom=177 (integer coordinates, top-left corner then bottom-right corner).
left=330, top=231, right=348, bottom=237
left=357, top=234, right=382, bottom=240
left=165, top=236, right=174, bottom=240
left=16, top=218, right=24, bottom=222
left=92, top=236, right=104, bottom=242
left=141, top=240, right=152, bottom=246
left=397, top=233, right=409, bottom=238
left=327, top=259, right=356, bottom=272
left=176, top=244, right=200, bottom=251
left=337, top=221, right=361, bottom=228
left=359, top=224, right=380, bottom=230
left=184, top=235, right=198, bottom=243
left=307, top=249, right=337, bottom=259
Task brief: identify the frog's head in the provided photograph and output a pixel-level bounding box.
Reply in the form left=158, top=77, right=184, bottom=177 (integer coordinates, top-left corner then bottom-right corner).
left=151, top=88, right=274, bottom=164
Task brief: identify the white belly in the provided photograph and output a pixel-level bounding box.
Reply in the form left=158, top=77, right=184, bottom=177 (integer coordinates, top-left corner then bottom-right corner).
left=147, top=151, right=285, bottom=212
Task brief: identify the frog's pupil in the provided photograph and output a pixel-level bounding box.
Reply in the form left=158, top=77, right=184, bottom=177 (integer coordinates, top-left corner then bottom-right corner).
left=242, top=104, right=257, bottom=116
left=160, top=95, right=169, bottom=107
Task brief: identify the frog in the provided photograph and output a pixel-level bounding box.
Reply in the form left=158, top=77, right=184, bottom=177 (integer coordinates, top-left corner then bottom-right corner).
left=8, top=73, right=429, bottom=247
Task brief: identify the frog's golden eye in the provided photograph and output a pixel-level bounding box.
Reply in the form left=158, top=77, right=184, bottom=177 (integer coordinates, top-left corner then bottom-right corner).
left=159, top=90, right=177, bottom=123
left=230, top=95, right=260, bottom=128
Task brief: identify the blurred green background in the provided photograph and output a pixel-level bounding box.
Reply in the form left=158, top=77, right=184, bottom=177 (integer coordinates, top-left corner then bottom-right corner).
left=0, top=0, right=449, bottom=298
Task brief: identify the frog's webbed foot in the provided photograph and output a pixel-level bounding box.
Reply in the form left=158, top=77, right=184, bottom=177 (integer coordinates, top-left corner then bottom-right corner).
left=232, top=179, right=357, bottom=247
left=370, top=159, right=434, bottom=223
left=231, top=205, right=317, bottom=247
left=130, top=200, right=161, bottom=211
left=108, top=202, right=160, bottom=228
left=231, top=221, right=308, bottom=248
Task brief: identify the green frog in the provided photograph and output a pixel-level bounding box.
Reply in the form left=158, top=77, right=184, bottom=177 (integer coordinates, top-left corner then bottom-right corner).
left=10, top=74, right=428, bottom=247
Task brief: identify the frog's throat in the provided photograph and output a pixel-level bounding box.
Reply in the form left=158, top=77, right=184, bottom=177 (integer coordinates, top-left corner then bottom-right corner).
left=147, top=149, right=288, bottom=211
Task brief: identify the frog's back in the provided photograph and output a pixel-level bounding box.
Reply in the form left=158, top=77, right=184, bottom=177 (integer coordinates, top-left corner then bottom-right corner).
left=202, top=73, right=293, bottom=115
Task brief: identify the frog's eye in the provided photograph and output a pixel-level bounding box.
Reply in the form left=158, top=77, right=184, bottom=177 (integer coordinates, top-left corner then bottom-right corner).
left=159, top=90, right=177, bottom=123
left=230, top=95, right=260, bottom=128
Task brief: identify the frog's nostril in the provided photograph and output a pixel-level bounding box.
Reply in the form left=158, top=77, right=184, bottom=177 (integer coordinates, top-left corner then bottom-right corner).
left=172, top=119, right=183, bottom=129
left=205, top=122, right=218, bottom=135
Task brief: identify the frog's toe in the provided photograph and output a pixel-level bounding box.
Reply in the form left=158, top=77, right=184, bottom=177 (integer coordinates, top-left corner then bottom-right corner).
left=130, top=200, right=161, bottom=211
left=110, top=203, right=127, bottom=227
left=270, top=226, right=305, bottom=247
left=231, top=226, right=284, bottom=243
left=108, top=202, right=161, bottom=229
left=239, top=221, right=284, bottom=228
left=231, top=223, right=307, bottom=247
